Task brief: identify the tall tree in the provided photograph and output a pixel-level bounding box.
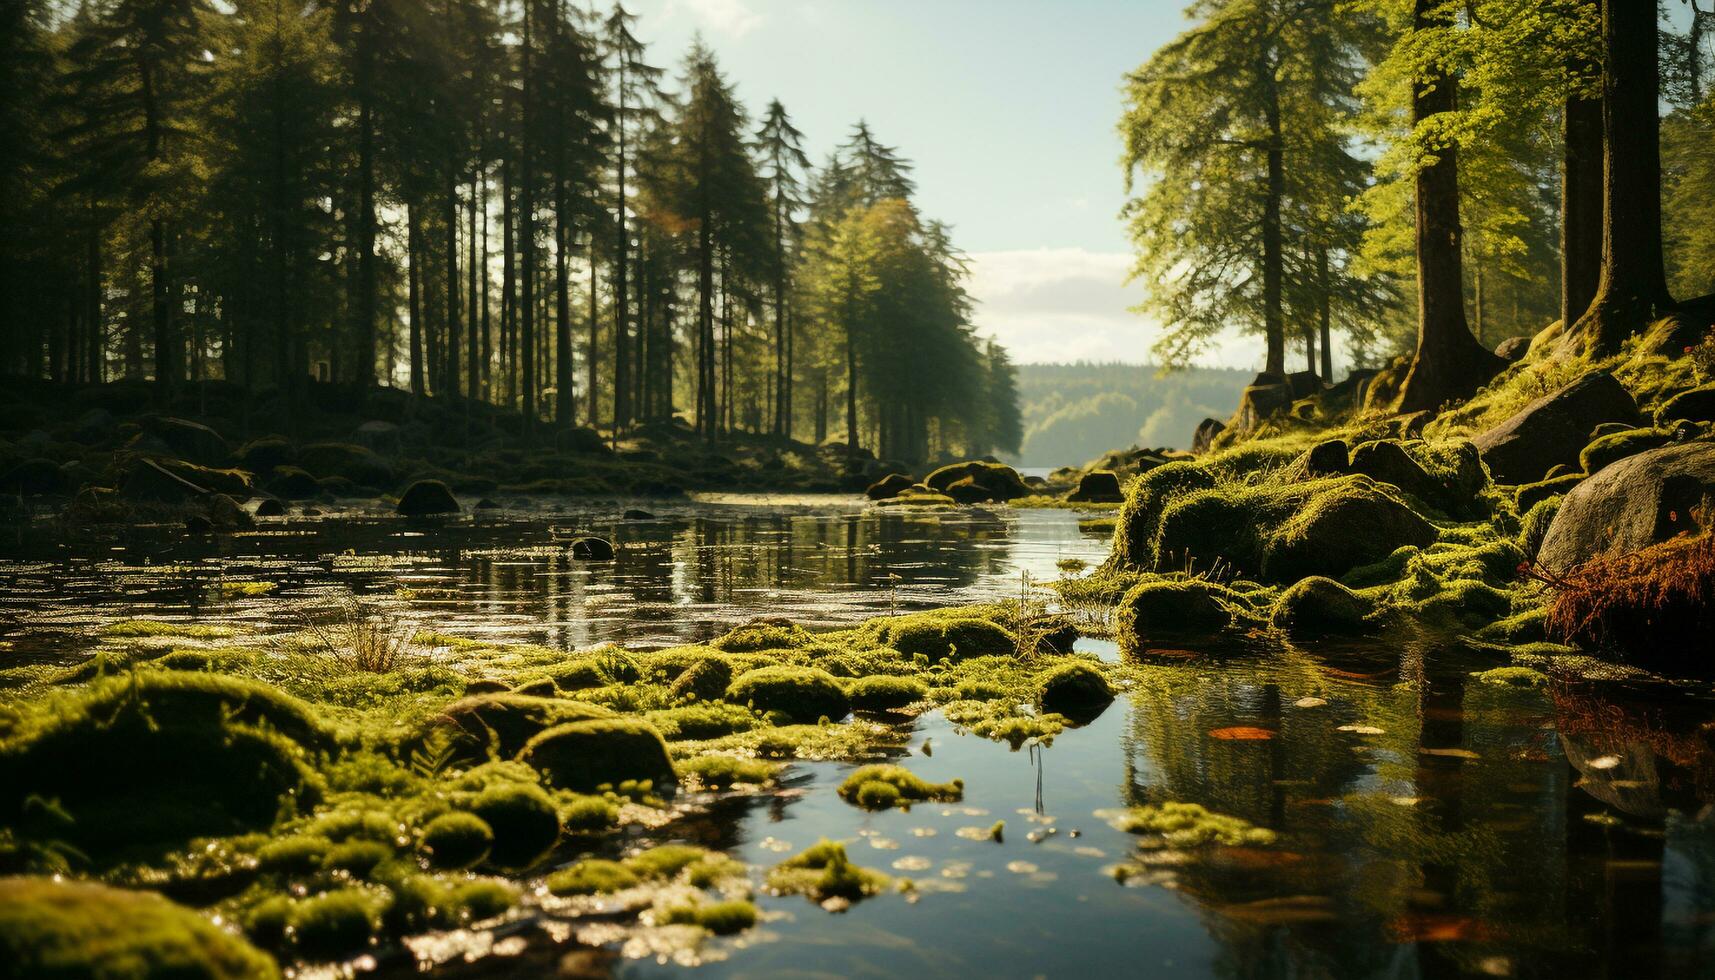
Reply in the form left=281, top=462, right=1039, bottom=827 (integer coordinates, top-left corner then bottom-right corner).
left=755, top=99, right=809, bottom=439
left=601, top=2, right=662, bottom=428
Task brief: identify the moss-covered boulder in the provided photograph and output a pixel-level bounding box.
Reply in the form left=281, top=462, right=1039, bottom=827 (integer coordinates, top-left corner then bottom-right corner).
left=865, top=472, right=914, bottom=500
left=1036, top=661, right=1114, bottom=721
left=1112, top=461, right=1220, bottom=569
left=1270, top=576, right=1374, bottom=637
left=1579, top=427, right=1675, bottom=475
left=1657, top=384, right=1715, bottom=425
left=668, top=657, right=734, bottom=703
left=0, top=877, right=280, bottom=979
left=518, top=718, right=676, bottom=793
left=1347, top=440, right=1443, bottom=507
left=120, top=457, right=210, bottom=503
left=267, top=466, right=321, bottom=500
left=726, top=666, right=850, bottom=723
left=1115, top=579, right=1240, bottom=648
left=923, top=461, right=1029, bottom=501
left=1538, top=442, right=1715, bottom=572
left=465, top=782, right=559, bottom=871
left=1472, top=369, right=1642, bottom=484
left=871, top=614, right=1014, bottom=661
left=140, top=416, right=231, bottom=467
left=0, top=674, right=329, bottom=858
left=1515, top=473, right=1583, bottom=513
left=419, top=812, right=493, bottom=870
left=846, top=675, right=927, bottom=711
left=1068, top=470, right=1124, bottom=503
left=396, top=479, right=459, bottom=516
left=1262, top=477, right=1437, bottom=581
left=428, top=694, right=614, bottom=758
left=837, top=764, right=963, bottom=810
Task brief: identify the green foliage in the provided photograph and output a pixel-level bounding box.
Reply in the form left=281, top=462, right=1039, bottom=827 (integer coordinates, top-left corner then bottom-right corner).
left=845, top=675, right=927, bottom=711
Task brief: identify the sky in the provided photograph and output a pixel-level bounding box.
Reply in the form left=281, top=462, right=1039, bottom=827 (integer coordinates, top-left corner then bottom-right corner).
left=621, top=0, right=1221, bottom=367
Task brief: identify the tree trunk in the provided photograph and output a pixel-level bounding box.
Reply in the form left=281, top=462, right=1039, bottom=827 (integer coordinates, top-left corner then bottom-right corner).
left=1395, top=0, right=1505, bottom=413
left=354, top=27, right=377, bottom=388
left=1575, top=0, right=1675, bottom=354
left=1317, top=246, right=1333, bottom=381
left=845, top=328, right=859, bottom=454
left=697, top=220, right=715, bottom=438
left=519, top=1, right=536, bottom=428
left=468, top=171, right=479, bottom=406
left=555, top=178, right=573, bottom=426
left=408, top=206, right=424, bottom=397
left=614, top=85, right=631, bottom=428
left=1561, top=11, right=1604, bottom=331
left=446, top=170, right=461, bottom=401
left=1261, top=56, right=1286, bottom=376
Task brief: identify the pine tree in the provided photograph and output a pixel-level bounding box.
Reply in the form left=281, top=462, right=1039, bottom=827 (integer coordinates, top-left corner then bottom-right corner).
left=755, top=99, right=809, bottom=439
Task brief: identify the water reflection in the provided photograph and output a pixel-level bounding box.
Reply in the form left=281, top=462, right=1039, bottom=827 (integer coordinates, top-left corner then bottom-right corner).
left=0, top=499, right=1109, bottom=664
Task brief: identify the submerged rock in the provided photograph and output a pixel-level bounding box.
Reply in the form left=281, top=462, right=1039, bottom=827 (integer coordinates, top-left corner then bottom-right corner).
left=1036, top=661, right=1115, bottom=722
left=1116, top=579, right=1241, bottom=647
left=569, top=536, right=615, bottom=560
left=396, top=479, right=460, bottom=516
left=1473, top=370, right=1642, bottom=484
left=519, top=718, right=677, bottom=793
left=865, top=472, right=915, bottom=500
left=1537, top=442, right=1715, bottom=572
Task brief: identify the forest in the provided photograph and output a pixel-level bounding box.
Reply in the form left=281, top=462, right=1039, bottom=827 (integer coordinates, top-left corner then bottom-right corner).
left=1009, top=362, right=1252, bottom=467
left=0, top=0, right=1021, bottom=464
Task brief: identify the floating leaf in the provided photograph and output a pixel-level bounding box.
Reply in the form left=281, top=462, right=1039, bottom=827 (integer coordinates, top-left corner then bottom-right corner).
left=1208, top=726, right=1276, bottom=741
left=1293, top=697, right=1328, bottom=708
left=1337, top=725, right=1385, bottom=735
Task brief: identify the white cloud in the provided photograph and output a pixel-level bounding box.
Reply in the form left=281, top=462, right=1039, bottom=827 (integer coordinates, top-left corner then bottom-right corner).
left=670, top=0, right=762, bottom=38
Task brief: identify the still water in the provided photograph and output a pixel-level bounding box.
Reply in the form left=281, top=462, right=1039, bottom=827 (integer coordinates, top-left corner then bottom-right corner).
left=4, top=497, right=1714, bottom=978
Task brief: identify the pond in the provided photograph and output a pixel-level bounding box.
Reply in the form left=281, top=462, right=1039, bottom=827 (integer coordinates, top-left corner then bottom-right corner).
left=4, top=498, right=1714, bottom=978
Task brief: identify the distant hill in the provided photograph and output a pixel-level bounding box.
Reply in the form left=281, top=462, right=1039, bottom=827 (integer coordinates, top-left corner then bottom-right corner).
left=1005, top=362, right=1253, bottom=469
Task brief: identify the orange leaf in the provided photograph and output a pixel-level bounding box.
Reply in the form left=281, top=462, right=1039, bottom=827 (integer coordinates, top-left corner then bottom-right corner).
left=1208, top=726, right=1276, bottom=741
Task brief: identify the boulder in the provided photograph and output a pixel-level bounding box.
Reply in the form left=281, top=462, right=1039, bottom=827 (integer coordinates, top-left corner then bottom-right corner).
left=1537, top=442, right=1715, bottom=572
left=1285, top=370, right=1323, bottom=399
left=234, top=436, right=296, bottom=473
left=71, top=408, right=117, bottom=443
left=570, top=536, right=615, bottom=561
left=254, top=497, right=287, bottom=517
left=865, top=472, right=915, bottom=500
left=1657, top=384, right=1715, bottom=426
left=1191, top=417, right=1226, bottom=454
left=519, top=719, right=676, bottom=793
left=1271, top=576, right=1374, bottom=637
left=1283, top=438, right=1350, bottom=481
left=726, top=665, right=850, bottom=723
left=298, top=442, right=394, bottom=487
left=140, top=416, right=229, bottom=466
left=923, top=461, right=1030, bottom=501
left=1234, top=382, right=1291, bottom=431
left=1036, top=662, right=1114, bottom=723
left=1115, top=579, right=1239, bottom=648
left=1068, top=470, right=1125, bottom=503
left=1494, top=336, right=1532, bottom=362
left=0, top=457, right=70, bottom=495
left=668, top=657, right=733, bottom=704
left=622, top=509, right=656, bottom=520
left=1473, top=370, right=1642, bottom=484
left=1262, top=477, right=1438, bottom=581
left=1347, top=440, right=1441, bottom=506
left=555, top=426, right=609, bottom=454
left=268, top=466, right=321, bottom=499
left=396, top=479, right=460, bottom=516
left=120, top=457, right=209, bottom=503
left=1579, top=427, right=1676, bottom=475
left=429, top=694, right=613, bottom=758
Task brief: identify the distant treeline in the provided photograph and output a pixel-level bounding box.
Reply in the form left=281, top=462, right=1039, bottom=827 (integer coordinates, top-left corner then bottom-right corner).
left=1006, top=362, right=1253, bottom=468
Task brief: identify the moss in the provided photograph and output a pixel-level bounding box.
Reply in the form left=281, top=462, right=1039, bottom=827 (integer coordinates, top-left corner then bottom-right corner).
left=99, top=619, right=236, bottom=639
left=419, top=812, right=493, bottom=870
left=1580, top=427, right=1675, bottom=475
left=562, top=794, right=620, bottom=832
left=519, top=718, right=676, bottom=793
left=256, top=835, right=332, bottom=874
left=289, top=888, right=375, bottom=958
left=1473, top=666, right=1549, bottom=688
left=837, top=764, right=963, bottom=810
left=1035, top=661, right=1114, bottom=720
left=660, top=900, right=758, bottom=936
left=1113, top=802, right=1276, bottom=847
left=451, top=880, right=519, bottom=920
left=1114, top=578, right=1243, bottom=649
left=1474, top=606, right=1549, bottom=645
left=1515, top=473, right=1583, bottom=513
left=714, top=620, right=814, bottom=652
left=0, top=673, right=329, bottom=859
left=1518, top=495, right=1563, bottom=558
left=1270, top=576, right=1375, bottom=638
left=427, top=693, right=613, bottom=759
left=322, top=839, right=393, bottom=878
left=666, top=657, right=734, bottom=703
left=547, top=859, right=639, bottom=896
left=644, top=702, right=758, bottom=740
left=466, top=783, right=559, bottom=871
left=1113, top=460, right=1220, bottom=568
left=0, top=877, right=280, bottom=979
left=678, top=754, right=781, bottom=789
left=725, top=666, right=850, bottom=723
left=870, top=615, right=1014, bottom=661
left=1261, top=476, right=1437, bottom=582
left=766, top=840, right=891, bottom=903
left=624, top=844, right=714, bottom=880
left=846, top=675, right=928, bottom=711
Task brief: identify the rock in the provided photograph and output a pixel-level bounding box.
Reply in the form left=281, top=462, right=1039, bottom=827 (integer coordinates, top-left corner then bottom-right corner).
left=350, top=420, right=402, bottom=454
left=0, top=878, right=278, bottom=979
left=429, top=694, right=614, bottom=758
left=669, top=657, right=733, bottom=704
left=71, top=408, right=116, bottom=443
left=396, top=479, right=460, bottom=516
left=474, top=497, right=501, bottom=510
left=622, top=509, right=656, bottom=520
left=1234, top=381, right=1291, bottom=431
left=1036, top=662, right=1114, bottom=722
left=1068, top=470, right=1125, bottom=503
left=1537, top=442, right=1715, bottom=572
left=234, top=436, right=295, bottom=473
left=268, top=466, right=320, bottom=499
left=1192, top=418, right=1226, bottom=454
left=120, top=457, right=210, bottom=503
left=1325, top=368, right=1381, bottom=406
left=570, top=536, right=615, bottom=561
left=944, top=476, right=996, bottom=503
left=554, top=426, right=609, bottom=454
left=1494, top=336, right=1532, bottom=362
left=1579, top=427, right=1675, bottom=475
left=1285, top=370, right=1323, bottom=399
left=0, top=457, right=70, bottom=495
left=866, top=472, right=915, bottom=500
left=1262, top=477, right=1438, bottom=581
left=298, top=442, right=393, bottom=487
left=205, top=493, right=252, bottom=530
left=1271, top=577, right=1374, bottom=637
left=1515, top=473, right=1583, bottom=513
left=726, top=665, right=850, bottom=723
left=184, top=515, right=213, bottom=535
left=519, top=719, right=677, bottom=793
left=1657, top=384, right=1715, bottom=425
left=140, top=416, right=229, bottom=466
left=872, top=615, right=1014, bottom=661
left=1116, top=579, right=1239, bottom=648
left=1473, top=370, right=1642, bottom=484
left=923, top=461, right=1029, bottom=501
left=254, top=497, right=287, bottom=517
left=1284, top=439, right=1350, bottom=481
left=1347, top=440, right=1440, bottom=505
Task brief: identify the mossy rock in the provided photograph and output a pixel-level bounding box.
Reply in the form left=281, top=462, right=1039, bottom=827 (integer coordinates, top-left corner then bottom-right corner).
left=466, top=782, right=559, bottom=871
left=1036, top=661, right=1114, bottom=722
left=1515, top=473, right=1583, bottom=513
left=865, top=472, right=914, bottom=500
left=1261, top=476, right=1437, bottom=582
left=288, top=888, right=375, bottom=958
left=1152, top=490, right=1260, bottom=575
left=668, top=657, right=734, bottom=703
left=267, top=466, right=321, bottom=500
left=846, top=675, right=928, bottom=711
left=0, top=674, right=330, bottom=858
left=766, top=840, right=890, bottom=903
left=1113, top=460, right=1220, bottom=568
left=837, top=764, right=963, bottom=810
left=923, top=461, right=1030, bottom=501
left=1114, top=578, right=1240, bottom=649
left=726, top=666, right=850, bottom=723
left=1067, top=470, right=1125, bottom=503
left=419, top=812, right=493, bottom=870
left=1656, top=384, right=1715, bottom=425
left=427, top=693, right=614, bottom=759
left=518, top=718, right=676, bottom=793
left=1579, top=427, right=1675, bottom=475
left=298, top=442, right=394, bottom=487
left=714, top=619, right=813, bottom=652
left=871, top=615, right=1014, bottom=661
left=0, top=877, right=280, bottom=979
left=1270, top=576, right=1374, bottom=638
left=396, top=479, right=459, bottom=516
